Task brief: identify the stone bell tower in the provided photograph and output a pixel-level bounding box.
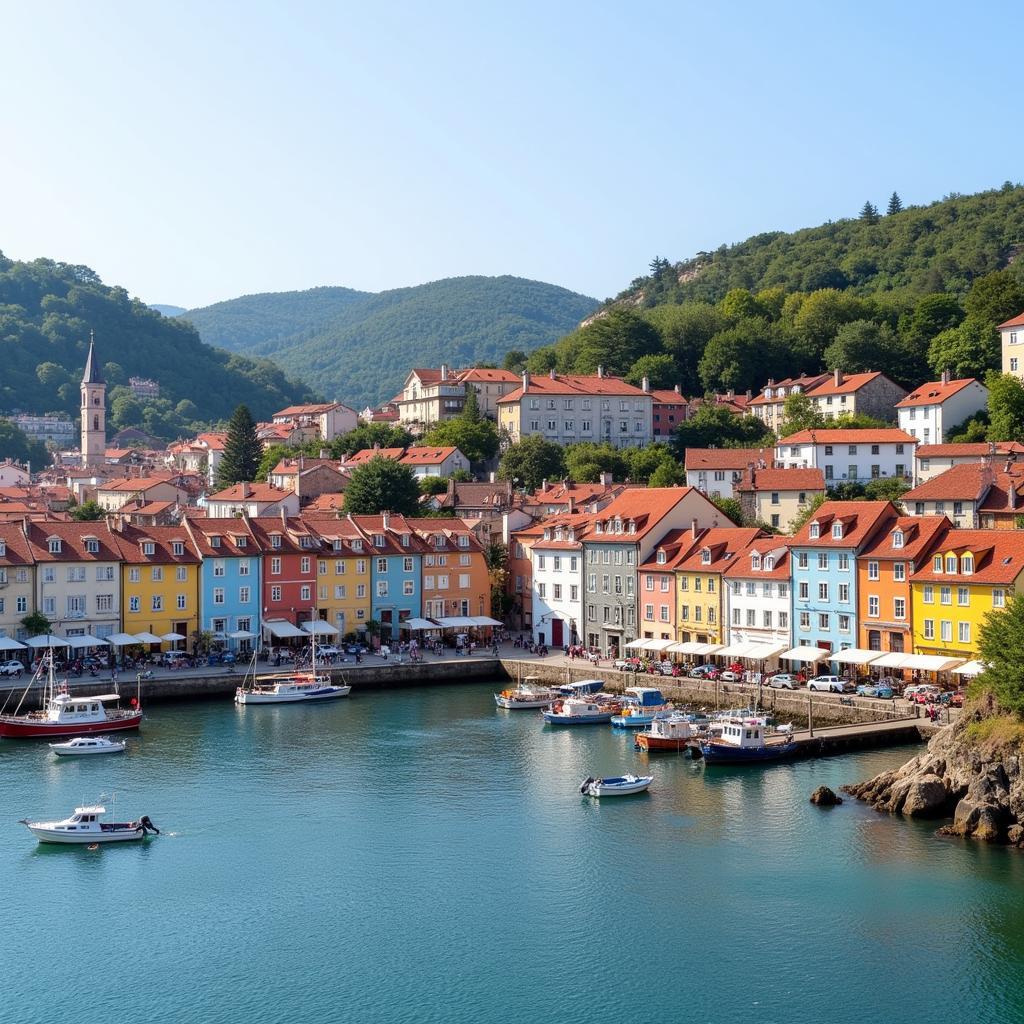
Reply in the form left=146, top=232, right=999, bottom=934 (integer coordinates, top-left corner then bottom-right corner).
left=80, top=331, right=106, bottom=468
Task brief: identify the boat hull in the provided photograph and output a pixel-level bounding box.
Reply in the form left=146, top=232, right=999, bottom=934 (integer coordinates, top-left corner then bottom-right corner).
left=26, top=824, right=146, bottom=844
left=495, top=696, right=553, bottom=709
left=50, top=742, right=126, bottom=756
left=0, top=712, right=142, bottom=739
left=235, top=686, right=351, bottom=704
left=635, top=734, right=690, bottom=752
left=582, top=775, right=653, bottom=797
left=700, top=741, right=798, bottom=765
left=543, top=712, right=615, bottom=725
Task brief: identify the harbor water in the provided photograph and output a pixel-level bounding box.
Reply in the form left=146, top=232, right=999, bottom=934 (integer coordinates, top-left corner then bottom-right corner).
left=4, top=680, right=1024, bottom=1024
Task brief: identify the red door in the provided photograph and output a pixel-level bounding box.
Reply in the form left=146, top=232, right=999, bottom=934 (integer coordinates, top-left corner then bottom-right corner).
left=551, top=619, right=563, bottom=647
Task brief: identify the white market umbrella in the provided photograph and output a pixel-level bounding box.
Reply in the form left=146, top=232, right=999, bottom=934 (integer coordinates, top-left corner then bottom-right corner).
left=134, top=632, right=164, bottom=644
left=25, top=634, right=70, bottom=648
left=160, top=632, right=187, bottom=642
left=106, top=633, right=141, bottom=646
left=0, top=636, right=26, bottom=651
left=65, top=635, right=109, bottom=649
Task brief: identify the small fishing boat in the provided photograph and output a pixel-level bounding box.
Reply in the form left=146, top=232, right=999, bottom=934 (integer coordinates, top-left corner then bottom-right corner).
left=495, top=676, right=559, bottom=709
left=542, top=697, right=616, bottom=725
left=556, top=679, right=604, bottom=696
left=235, top=633, right=351, bottom=705
left=579, top=774, right=653, bottom=797
left=20, top=803, right=160, bottom=844
left=49, top=736, right=127, bottom=757
left=699, top=718, right=799, bottom=765
left=635, top=715, right=694, bottom=752
left=611, top=686, right=670, bottom=728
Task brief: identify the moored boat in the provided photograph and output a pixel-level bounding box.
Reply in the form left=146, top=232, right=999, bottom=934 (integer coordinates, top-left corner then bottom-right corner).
left=611, top=686, right=670, bottom=728
left=495, top=676, right=559, bottom=709
left=635, top=715, right=694, bottom=752
left=699, top=718, right=799, bottom=765
left=49, top=736, right=127, bottom=756
left=20, top=803, right=160, bottom=844
left=579, top=774, right=653, bottom=797
left=542, top=697, right=616, bottom=725
left=235, top=629, right=351, bottom=705
left=556, top=679, right=604, bottom=696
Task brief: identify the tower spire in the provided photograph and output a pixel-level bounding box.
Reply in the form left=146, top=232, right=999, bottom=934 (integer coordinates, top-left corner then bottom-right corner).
left=81, top=330, right=105, bottom=385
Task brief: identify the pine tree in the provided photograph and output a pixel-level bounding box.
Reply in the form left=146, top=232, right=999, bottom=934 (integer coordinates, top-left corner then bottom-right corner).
left=859, top=201, right=880, bottom=225
left=886, top=191, right=903, bottom=215
left=216, top=404, right=262, bottom=487
left=461, top=384, right=482, bottom=422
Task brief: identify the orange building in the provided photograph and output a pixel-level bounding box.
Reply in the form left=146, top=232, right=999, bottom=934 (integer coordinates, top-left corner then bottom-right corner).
left=856, top=515, right=950, bottom=655
left=407, top=519, right=490, bottom=621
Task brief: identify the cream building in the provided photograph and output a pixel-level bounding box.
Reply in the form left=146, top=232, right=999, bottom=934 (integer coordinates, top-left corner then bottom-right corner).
left=805, top=370, right=907, bottom=422
left=0, top=523, right=36, bottom=643
left=748, top=373, right=829, bottom=434
left=396, top=366, right=520, bottom=432
left=735, top=467, right=826, bottom=533
left=999, top=311, right=1024, bottom=378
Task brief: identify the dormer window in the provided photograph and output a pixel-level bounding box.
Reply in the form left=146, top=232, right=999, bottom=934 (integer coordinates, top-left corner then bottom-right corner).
left=235, top=536, right=247, bottom=548
left=402, top=534, right=410, bottom=547
left=352, top=539, right=363, bottom=552
left=0, top=541, right=5, bottom=556
left=933, top=555, right=942, bottom=572
left=172, top=541, right=184, bottom=556
left=85, top=539, right=99, bottom=554
left=594, top=522, right=603, bottom=534
left=567, top=529, right=575, bottom=543
left=831, top=523, right=843, bottom=539
left=892, top=530, right=904, bottom=549
left=142, top=541, right=155, bottom=555
left=333, top=539, right=343, bottom=551
left=614, top=518, right=622, bottom=534
left=435, top=536, right=446, bottom=549
left=271, top=535, right=282, bottom=549
left=300, top=535, right=313, bottom=548
left=543, top=529, right=551, bottom=541
left=945, top=554, right=957, bottom=574
left=628, top=520, right=636, bottom=534
left=374, top=534, right=385, bottom=547
left=751, top=553, right=762, bottom=570
left=210, top=535, right=222, bottom=548
left=458, top=535, right=469, bottom=548
left=961, top=554, right=974, bottom=575
left=48, top=537, right=61, bottom=554
left=764, top=556, right=774, bottom=570
left=809, top=522, right=820, bottom=539
left=701, top=548, right=711, bottom=565
left=656, top=550, right=666, bottom=565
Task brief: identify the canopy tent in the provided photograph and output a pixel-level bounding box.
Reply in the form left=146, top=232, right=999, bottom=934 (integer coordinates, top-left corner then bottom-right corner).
left=869, top=652, right=910, bottom=669
left=470, top=616, right=504, bottom=627
left=645, top=638, right=675, bottom=652
left=831, top=648, right=883, bottom=666
left=302, top=621, right=339, bottom=636
left=25, top=634, right=70, bottom=648
left=0, top=635, right=26, bottom=651
left=402, top=618, right=439, bottom=631
left=134, top=632, right=164, bottom=645
left=667, top=641, right=709, bottom=654
left=262, top=620, right=308, bottom=639
left=953, top=660, right=987, bottom=677
left=742, top=641, right=789, bottom=660
left=434, top=616, right=478, bottom=629
left=625, top=639, right=653, bottom=650
left=899, top=654, right=965, bottom=672
left=780, top=645, right=831, bottom=664
left=715, top=641, right=759, bottom=658
left=227, top=630, right=257, bottom=640
left=65, top=634, right=109, bottom=649
left=161, top=632, right=187, bottom=642
left=106, top=633, right=141, bottom=646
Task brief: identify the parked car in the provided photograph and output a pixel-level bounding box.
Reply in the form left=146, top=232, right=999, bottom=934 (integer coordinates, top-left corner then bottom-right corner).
left=653, top=660, right=677, bottom=676
left=769, top=673, right=799, bottom=690
left=857, top=681, right=894, bottom=699
left=0, top=659, right=24, bottom=677
left=344, top=644, right=367, bottom=656
left=689, top=664, right=719, bottom=679
left=904, top=683, right=941, bottom=702
left=719, top=670, right=741, bottom=682
left=808, top=674, right=850, bottom=693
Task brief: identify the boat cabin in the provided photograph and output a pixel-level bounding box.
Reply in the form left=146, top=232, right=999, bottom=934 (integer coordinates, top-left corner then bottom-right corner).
left=648, top=716, right=693, bottom=740
left=718, top=720, right=768, bottom=748
left=44, top=693, right=120, bottom=723
left=625, top=687, right=666, bottom=708
left=54, top=806, right=107, bottom=832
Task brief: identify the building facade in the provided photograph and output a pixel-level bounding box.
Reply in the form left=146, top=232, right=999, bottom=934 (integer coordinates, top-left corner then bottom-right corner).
left=775, top=429, right=915, bottom=485
left=723, top=539, right=792, bottom=654
left=896, top=374, right=988, bottom=445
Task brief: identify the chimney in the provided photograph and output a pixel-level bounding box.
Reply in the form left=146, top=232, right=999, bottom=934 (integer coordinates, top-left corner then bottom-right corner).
left=745, top=389, right=752, bottom=400
left=597, top=365, right=604, bottom=378
left=489, top=471, right=495, bottom=483
left=691, top=518, right=698, bottom=538
left=382, top=510, right=390, bottom=531
left=319, top=448, right=328, bottom=459
left=941, top=368, right=950, bottom=386
left=726, top=389, right=734, bottom=400
left=767, top=378, right=775, bottom=387
left=833, top=367, right=842, bottom=387
left=1010, top=483, right=1018, bottom=511
left=241, top=481, right=251, bottom=498
left=599, top=471, right=612, bottom=486
left=674, top=384, right=681, bottom=395
left=641, top=376, right=650, bottom=393
left=549, top=368, right=556, bottom=379
left=440, top=364, right=449, bottom=382
left=541, top=479, right=549, bottom=492
left=521, top=369, right=530, bottom=391
left=568, top=496, right=576, bottom=513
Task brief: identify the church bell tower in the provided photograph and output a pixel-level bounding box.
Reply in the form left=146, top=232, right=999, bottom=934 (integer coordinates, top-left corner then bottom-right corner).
left=80, top=331, right=106, bottom=468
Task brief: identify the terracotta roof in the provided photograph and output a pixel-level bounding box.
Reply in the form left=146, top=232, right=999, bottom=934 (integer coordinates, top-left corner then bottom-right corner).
left=405, top=518, right=484, bottom=552
left=638, top=527, right=702, bottom=571
left=673, top=527, right=766, bottom=573
left=684, top=448, right=771, bottom=471
left=896, top=378, right=981, bottom=408
left=400, top=446, right=460, bottom=466
left=902, top=463, right=996, bottom=502
left=207, top=482, right=294, bottom=503
left=736, top=467, right=825, bottom=492
left=917, top=442, right=1024, bottom=458
left=586, top=487, right=720, bottom=542
left=722, top=537, right=793, bottom=579
left=104, top=448, right=133, bottom=459
left=346, top=514, right=430, bottom=555
left=458, top=368, right=521, bottom=383
left=805, top=371, right=898, bottom=397
left=271, top=457, right=346, bottom=477
left=778, top=429, right=916, bottom=445
left=529, top=513, right=599, bottom=551
left=523, top=481, right=629, bottom=507
left=997, top=312, right=1024, bottom=330
left=749, top=374, right=830, bottom=406
left=0, top=522, right=34, bottom=565
left=303, top=492, right=346, bottom=513
left=274, top=403, right=341, bottom=417
left=185, top=517, right=257, bottom=557
left=99, top=475, right=177, bottom=493
left=196, top=432, right=227, bottom=451
left=790, top=500, right=897, bottom=548
left=909, top=529, right=1024, bottom=585
left=26, top=521, right=122, bottom=562
left=649, top=389, right=689, bottom=404
left=345, top=447, right=406, bottom=466
left=857, top=515, right=951, bottom=560
left=435, top=481, right=514, bottom=510
left=496, top=374, right=648, bottom=404
left=112, top=524, right=200, bottom=564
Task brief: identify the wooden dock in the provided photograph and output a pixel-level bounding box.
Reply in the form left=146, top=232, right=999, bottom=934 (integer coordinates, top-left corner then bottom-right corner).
left=790, top=718, right=925, bottom=756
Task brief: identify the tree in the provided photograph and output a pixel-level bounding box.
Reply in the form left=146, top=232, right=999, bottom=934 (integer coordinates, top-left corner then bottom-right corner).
left=963, top=270, right=1024, bottom=329
left=985, top=372, right=1024, bottom=442
left=623, top=444, right=678, bottom=484
left=330, top=422, right=412, bottom=458
left=792, top=289, right=869, bottom=364
left=419, top=476, right=451, bottom=496
left=109, top=393, right=144, bottom=429
left=719, top=289, right=764, bottom=323
left=497, top=435, right=566, bottom=492
left=624, top=353, right=678, bottom=389
left=710, top=496, right=742, bottom=524
left=824, top=319, right=925, bottom=386
left=216, top=404, right=262, bottom=487
left=947, top=411, right=990, bottom=443
left=343, top=457, right=421, bottom=516
left=973, top=595, right=1024, bottom=717
left=422, top=410, right=499, bottom=465
left=779, top=393, right=825, bottom=435
left=486, top=541, right=512, bottom=618
left=697, top=317, right=777, bottom=393
left=20, top=611, right=52, bottom=637
left=563, top=442, right=629, bottom=484
left=69, top=500, right=105, bottom=521
left=561, top=308, right=662, bottom=375
left=502, top=349, right=528, bottom=372
left=644, top=302, right=726, bottom=395
left=886, top=192, right=903, bottom=215
left=927, top=318, right=1001, bottom=380
left=864, top=477, right=910, bottom=502
left=906, top=293, right=964, bottom=348
left=648, top=461, right=685, bottom=487
left=461, top=385, right=482, bottom=422
left=669, top=404, right=773, bottom=456
left=860, top=201, right=880, bottom=224
left=790, top=493, right=827, bottom=533
left=0, top=419, right=48, bottom=468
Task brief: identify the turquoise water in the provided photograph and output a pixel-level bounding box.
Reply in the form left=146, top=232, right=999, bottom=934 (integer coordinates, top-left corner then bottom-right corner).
left=3, top=681, right=1024, bottom=1024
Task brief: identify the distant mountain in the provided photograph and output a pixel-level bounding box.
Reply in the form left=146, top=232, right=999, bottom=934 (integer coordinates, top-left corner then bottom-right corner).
left=181, top=276, right=598, bottom=409
left=150, top=303, right=187, bottom=317
left=0, top=252, right=314, bottom=442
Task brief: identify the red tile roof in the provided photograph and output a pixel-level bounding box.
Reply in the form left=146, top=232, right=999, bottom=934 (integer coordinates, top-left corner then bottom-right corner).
left=778, top=428, right=916, bottom=445
left=400, top=446, right=460, bottom=466
left=112, top=524, right=200, bottom=564
left=916, top=442, right=1024, bottom=458
left=684, top=448, right=772, bottom=471
left=902, top=463, right=996, bottom=502
left=458, top=368, right=521, bottom=384
left=722, top=537, right=793, bottom=579
left=587, top=487, right=720, bottom=542
left=26, top=521, right=123, bottom=562
left=736, top=467, right=825, bottom=492
left=805, top=371, right=897, bottom=397
left=649, top=389, right=689, bottom=404
left=896, top=378, right=981, bottom=408
left=790, top=500, right=897, bottom=548
left=997, top=311, right=1024, bottom=330
left=673, top=527, right=766, bottom=573
left=274, top=403, right=342, bottom=417
left=185, top=517, right=257, bottom=557
left=857, top=515, right=951, bottom=560
left=909, top=529, right=1024, bottom=585
left=638, top=527, right=703, bottom=571
left=208, top=482, right=294, bottom=503
left=345, top=447, right=406, bottom=466
left=748, top=374, right=830, bottom=407
left=496, top=373, right=648, bottom=404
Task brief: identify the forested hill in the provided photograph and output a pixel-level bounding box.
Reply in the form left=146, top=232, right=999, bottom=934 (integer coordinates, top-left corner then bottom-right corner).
left=0, top=254, right=314, bottom=441
left=181, top=276, right=599, bottom=409
left=523, top=184, right=1024, bottom=403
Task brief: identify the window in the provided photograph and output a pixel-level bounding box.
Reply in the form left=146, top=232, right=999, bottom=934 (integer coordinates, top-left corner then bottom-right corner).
left=47, top=538, right=61, bottom=554
left=151, top=567, right=163, bottom=582
left=838, top=614, right=850, bottom=632
left=176, top=567, right=187, bottom=582
left=818, top=582, right=829, bottom=601
left=894, top=598, right=905, bottom=620
left=892, top=530, right=904, bottom=549
left=779, top=583, right=789, bottom=598
left=239, top=586, right=250, bottom=603
left=376, top=558, right=387, bottom=574
left=239, top=559, right=250, bottom=577
left=817, top=553, right=828, bottom=570
left=151, top=595, right=163, bottom=612
left=771, top=492, right=780, bottom=505
left=831, top=523, right=843, bottom=539
left=42, top=567, right=55, bottom=583
left=961, top=554, right=974, bottom=575
left=300, top=556, right=311, bottom=574
left=940, top=586, right=952, bottom=605
left=994, top=589, right=1006, bottom=608
left=923, top=619, right=935, bottom=640
left=129, top=596, right=140, bottom=613
left=587, top=573, right=596, bottom=593
left=129, top=568, right=140, bottom=583
left=172, top=541, right=184, bottom=556
left=67, top=567, right=85, bottom=582
left=85, top=539, right=99, bottom=554
left=893, top=562, right=905, bottom=582
left=809, top=523, right=820, bottom=539
left=96, top=594, right=113, bottom=612
left=923, top=585, right=934, bottom=604
left=660, top=577, right=670, bottom=593
left=838, top=583, right=849, bottom=603
left=763, top=610, right=773, bottom=628
left=213, top=587, right=225, bottom=605
left=356, top=584, right=366, bottom=599
left=570, top=585, right=578, bottom=601
left=552, top=583, right=562, bottom=600
left=271, top=586, right=281, bottom=601
left=868, top=596, right=879, bottom=617
left=403, top=581, right=414, bottom=596
left=818, top=613, right=829, bottom=629
left=945, top=555, right=957, bottom=573
left=403, top=557, right=414, bottom=572
left=644, top=603, right=654, bottom=621
left=779, top=611, right=789, bottom=629
left=177, top=594, right=187, bottom=610
left=957, top=587, right=969, bottom=606
left=797, top=552, right=808, bottom=570
left=799, top=581, right=809, bottom=600
left=707, top=578, right=715, bottom=593
left=16, top=596, right=28, bottom=613
left=746, top=608, right=756, bottom=627
left=867, top=561, right=879, bottom=581
left=958, top=621, right=971, bottom=644
left=143, top=542, right=155, bottom=556
left=940, top=620, right=953, bottom=643
left=270, top=557, right=281, bottom=575
left=799, top=611, right=810, bottom=630
left=933, top=555, right=943, bottom=573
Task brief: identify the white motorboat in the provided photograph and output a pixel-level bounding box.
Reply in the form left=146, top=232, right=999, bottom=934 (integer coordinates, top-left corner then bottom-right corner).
left=495, top=676, right=559, bottom=709
left=20, top=803, right=160, bottom=844
left=235, top=628, right=351, bottom=704
left=542, top=697, right=617, bottom=725
left=579, top=774, right=653, bottom=797
left=49, top=736, right=127, bottom=756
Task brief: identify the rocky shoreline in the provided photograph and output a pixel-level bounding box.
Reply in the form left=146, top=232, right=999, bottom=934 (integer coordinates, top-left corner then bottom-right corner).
left=842, top=713, right=1024, bottom=846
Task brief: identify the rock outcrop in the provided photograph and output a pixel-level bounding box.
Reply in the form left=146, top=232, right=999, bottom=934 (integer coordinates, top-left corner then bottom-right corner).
left=810, top=785, right=842, bottom=806
left=842, top=714, right=1024, bottom=845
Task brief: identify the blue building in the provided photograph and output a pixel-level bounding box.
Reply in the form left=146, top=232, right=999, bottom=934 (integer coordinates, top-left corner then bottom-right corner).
left=788, top=501, right=895, bottom=669
left=352, top=513, right=424, bottom=643
left=185, top=517, right=262, bottom=653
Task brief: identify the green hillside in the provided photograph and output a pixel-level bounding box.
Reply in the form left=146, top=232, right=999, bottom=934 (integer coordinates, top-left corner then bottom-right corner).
left=0, top=253, right=314, bottom=442
left=150, top=303, right=187, bottom=317
left=182, top=276, right=598, bottom=409
left=525, top=184, right=1024, bottom=401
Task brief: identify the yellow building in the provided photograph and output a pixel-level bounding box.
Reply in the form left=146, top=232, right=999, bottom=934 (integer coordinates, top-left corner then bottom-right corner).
left=310, top=519, right=373, bottom=639
left=673, top=527, right=764, bottom=646
left=114, top=524, right=201, bottom=650
left=909, top=529, right=1024, bottom=659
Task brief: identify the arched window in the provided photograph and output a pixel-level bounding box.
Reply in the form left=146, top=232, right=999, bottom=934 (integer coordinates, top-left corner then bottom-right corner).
left=93, top=415, right=99, bottom=431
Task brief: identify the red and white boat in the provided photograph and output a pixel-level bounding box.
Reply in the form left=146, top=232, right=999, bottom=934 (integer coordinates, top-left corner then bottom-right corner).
left=0, top=655, right=142, bottom=739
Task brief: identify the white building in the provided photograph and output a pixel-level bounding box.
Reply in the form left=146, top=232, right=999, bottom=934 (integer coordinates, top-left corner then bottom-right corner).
left=684, top=448, right=772, bottom=499
left=529, top=515, right=591, bottom=648
left=723, top=539, right=792, bottom=660
left=0, top=461, right=31, bottom=487
left=896, top=373, right=988, bottom=445
left=271, top=402, right=359, bottom=443
left=204, top=482, right=299, bottom=519
left=775, top=429, right=916, bottom=486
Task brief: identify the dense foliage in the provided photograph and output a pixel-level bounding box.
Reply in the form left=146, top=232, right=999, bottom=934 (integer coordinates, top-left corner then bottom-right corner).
left=0, top=253, right=312, bottom=441
left=497, top=436, right=567, bottom=492
left=342, top=457, right=421, bottom=517
left=182, top=276, right=598, bottom=410
left=421, top=387, right=500, bottom=465
left=216, top=405, right=263, bottom=487
left=974, top=595, right=1024, bottom=717
left=0, top=418, right=49, bottom=467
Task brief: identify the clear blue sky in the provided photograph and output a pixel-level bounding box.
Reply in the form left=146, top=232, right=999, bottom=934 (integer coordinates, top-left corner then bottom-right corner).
left=2, top=2, right=1021, bottom=309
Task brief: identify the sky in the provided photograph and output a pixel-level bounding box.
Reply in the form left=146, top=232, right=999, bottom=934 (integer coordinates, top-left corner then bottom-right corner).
left=2, top=1, right=1022, bottom=309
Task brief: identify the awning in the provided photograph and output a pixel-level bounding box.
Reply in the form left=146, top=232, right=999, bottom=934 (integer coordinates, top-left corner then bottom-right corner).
left=626, top=639, right=653, bottom=650
left=869, top=652, right=909, bottom=669
left=434, top=617, right=477, bottom=628
left=780, top=645, right=831, bottom=663
left=470, top=616, right=503, bottom=627
left=106, top=632, right=140, bottom=646
left=134, top=632, right=164, bottom=644
left=742, top=641, right=789, bottom=660
left=303, top=621, right=339, bottom=636
left=953, top=660, right=986, bottom=677
left=646, top=638, right=675, bottom=652
left=667, top=641, right=706, bottom=654
left=403, top=618, right=438, bottom=631
left=65, top=634, right=109, bottom=649
left=831, top=648, right=883, bottom=666
left=25, top=634, right=70, bottom=648
left=228, top=630, right=257, bottom=640
left=717, top=641, right=759, bottom=658
left=899, top=655, right=965, bottom=672
left=161, top=632, right=187, bottom=642
left=0, top=636, right=26, bottom=651
left=263, top=620, right=308, bottom=639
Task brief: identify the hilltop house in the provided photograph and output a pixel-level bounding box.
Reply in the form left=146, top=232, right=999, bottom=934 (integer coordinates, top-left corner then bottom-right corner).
left=896, top=373, right=988, bottom=445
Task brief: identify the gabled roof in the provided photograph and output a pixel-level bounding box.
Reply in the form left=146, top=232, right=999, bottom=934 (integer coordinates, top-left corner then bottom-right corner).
left=909, top=529, right=1024, bottom=584
left=673, top=527, right=765, bottom=573
left=649, top=389, right=689, bottom=404
left=458, top=368, right=521, bottom=384
left=98, top=475, right=178, bottom=493
left=684, top=448, right=771, bottom=471
left=274, top=402, right=343, bottom=417
left=585, top=487, right=720, bottom=543
left=185, top=517, right=257, bottom=557
left=748, top=373, right=830, bottom=406
left=303, top=493, right=346, bottom=514
left=529, top=512, right=598, bottom=551
left=902, top=463, right=996, bottom=502
left=722, top=537, right=793, bottom=579
left=778, top=429, right=916, bottom=445
left=858, top=515, right=951, bottom=560
left=997, top=311, right=1024, bottom=330
left=405, top=518, right=484, bottom=553
left=805, top=370, right=898, bottom=397
left=0, top=522, right=35, bottom=566
left=790, top=500, right=896, bottom=548
left=345, top=447, right=406, bottom=466
left=112, top=524, right=200, bottom=564
left=207, top=483, right=294, bottom=503
left=638, top=527, right=703, bottom=571
left=736, top=467, right=825, bottom=492
left=346, top=513, right=430, bottom=554
left=496, top=373, right=649, bottom=404
left=26, top=521, right=122, bottom=562
left=896, top=378, right=982, bottom=408
left=916, top=442, right=1024, bottom=459
left=400, top=446, right=460, bottom=466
